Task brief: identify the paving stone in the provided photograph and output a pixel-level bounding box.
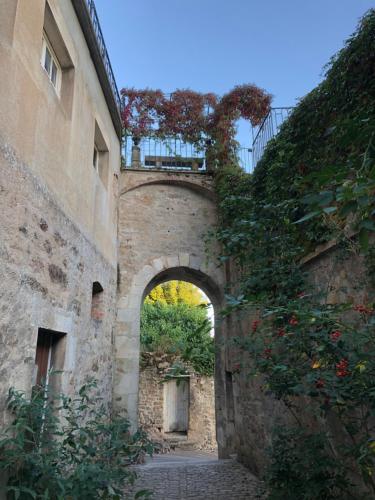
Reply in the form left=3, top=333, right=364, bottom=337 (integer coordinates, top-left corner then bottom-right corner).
left=125, top=451, right=260, bottom=499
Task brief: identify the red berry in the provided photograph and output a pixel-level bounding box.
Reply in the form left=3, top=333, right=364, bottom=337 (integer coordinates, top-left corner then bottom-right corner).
left=289, top=316, right=298, bottom=326
left=330, top=330, right=341, bottom=342
left=252, top=320, right=261, bottom=332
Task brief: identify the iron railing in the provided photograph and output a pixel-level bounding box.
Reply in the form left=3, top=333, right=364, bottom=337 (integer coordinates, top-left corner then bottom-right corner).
left=251, top=107, right=293, bottom=167
left=122, top=136, right=253, bottom=173
left=83, top=0, right=121, bottom=112
left=237, top=146, right=253, bottom=173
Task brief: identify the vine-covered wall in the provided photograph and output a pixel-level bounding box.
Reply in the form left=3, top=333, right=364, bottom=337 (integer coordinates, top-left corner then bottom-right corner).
left=215, top=10, right=375, bottom=499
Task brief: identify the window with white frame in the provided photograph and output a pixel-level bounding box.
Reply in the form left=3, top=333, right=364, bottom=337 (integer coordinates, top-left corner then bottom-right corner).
left=41, top=32, right=61, bottom=93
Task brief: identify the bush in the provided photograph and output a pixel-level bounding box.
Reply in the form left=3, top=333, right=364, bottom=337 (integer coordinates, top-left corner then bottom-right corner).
left=264, top=428, right=350, bottom=500
left=0, top=380, right=154, bottom=499
left=214, top=10, right=375, bottom=499
left=140, top=302, right=214, bottom=375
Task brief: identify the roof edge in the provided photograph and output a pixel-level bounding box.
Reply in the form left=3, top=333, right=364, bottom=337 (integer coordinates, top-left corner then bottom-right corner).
left=71, top=0, right=122, bottom=140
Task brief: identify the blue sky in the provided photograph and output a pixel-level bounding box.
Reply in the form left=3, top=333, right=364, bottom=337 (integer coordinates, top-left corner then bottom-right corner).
left=95, top=0, right=373, bottom=145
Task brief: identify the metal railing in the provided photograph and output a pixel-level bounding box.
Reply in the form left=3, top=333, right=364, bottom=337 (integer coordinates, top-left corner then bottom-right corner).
left=251, top=107, right=293, bottom=167
left=84, top=0, right=121, bottom=112
left=237, top=147, right=253, bottom=173
left=122, top=135, right=253, bottom=173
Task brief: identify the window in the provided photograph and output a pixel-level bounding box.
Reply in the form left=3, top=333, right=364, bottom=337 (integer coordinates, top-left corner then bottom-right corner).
left=41, top=2, right=75, bottom=115
left=41, top=32, right=61, bottom=93
left=93, top=144, right=99, bottom=170
left=93, top=122, right=109, bottom=186
left=91, top=281, right=104, bottom=320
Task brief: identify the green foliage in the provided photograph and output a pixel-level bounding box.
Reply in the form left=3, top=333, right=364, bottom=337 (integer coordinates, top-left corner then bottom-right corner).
left=213, top=10, right=375, bottom=499
left=140, top=302, right=214, bottom=375
left=238, top=298, right=375, bottom=489
left=162, top=361, right=189, bottom=382
left=240, top=9, right=375, bottom=252
left=264, top=428, right=350, bottom=500
left=0, top=381, right=154, bottom=499
left=295, top=136, right=375, bottom=251
left=145, top=280, right=206, bottom=307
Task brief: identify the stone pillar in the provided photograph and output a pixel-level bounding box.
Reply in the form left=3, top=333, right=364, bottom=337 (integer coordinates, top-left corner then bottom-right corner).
left=131, top=137, right=142, bottom=169
left=114, top=301, right=141, bottom=431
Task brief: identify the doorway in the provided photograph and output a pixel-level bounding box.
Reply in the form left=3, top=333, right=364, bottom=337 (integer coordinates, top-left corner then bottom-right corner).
left=138, top=278, right=217, bottom=450
left=35, top=328, right=66, bottom=389
left=163, top=377, right=189, bottom=434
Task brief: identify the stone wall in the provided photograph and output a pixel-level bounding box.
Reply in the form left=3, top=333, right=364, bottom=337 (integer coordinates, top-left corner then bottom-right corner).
left=227, top=242, right=374, bottom=477
left=188, top=375, right=217, bottom=450
left=115, top=169, right=227, bottom=445
left=0, top=0, right=121, bottom=428
left=0, top=137, right=117, bottom=425
left=138, top=354, right=217, bottom=450
left=138, top=364, right=164, bottom=434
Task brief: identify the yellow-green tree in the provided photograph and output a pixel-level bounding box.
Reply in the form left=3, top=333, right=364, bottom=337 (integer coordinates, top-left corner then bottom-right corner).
left=145, top=281, right=206, bottom=306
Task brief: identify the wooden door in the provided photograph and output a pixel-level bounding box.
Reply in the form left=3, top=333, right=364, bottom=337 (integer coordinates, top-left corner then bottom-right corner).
left=163, top=378, right=189, bottom=432
left=34, top=328, right=65, bottom=387
left=35, top=330, right=52, bottom=386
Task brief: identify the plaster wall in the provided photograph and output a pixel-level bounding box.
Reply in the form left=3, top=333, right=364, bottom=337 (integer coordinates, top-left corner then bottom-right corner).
left=0, top=0, right=119, bottom=424
left=0, top=0, right=120, bottom=265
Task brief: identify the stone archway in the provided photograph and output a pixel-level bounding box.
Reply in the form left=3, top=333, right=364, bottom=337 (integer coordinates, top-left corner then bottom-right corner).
left=115, top=170, right=229, bottom=455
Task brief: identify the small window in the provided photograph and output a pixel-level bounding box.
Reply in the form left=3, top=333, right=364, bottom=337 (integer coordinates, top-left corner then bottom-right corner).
left=93, top=122, right=109, bottom=186
left=41, top=32, right=61, bottom=93
left=91, top=281, right=104, bottom=320
left=93, top=145, right=99, bottom=170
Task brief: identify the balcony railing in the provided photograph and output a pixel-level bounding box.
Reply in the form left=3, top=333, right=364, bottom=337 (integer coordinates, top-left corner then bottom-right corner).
left=122, top=135, right=253, bottom=173
left=251, top=107, right=293, bottom=168
left=84, top=0, right=121, bottom=112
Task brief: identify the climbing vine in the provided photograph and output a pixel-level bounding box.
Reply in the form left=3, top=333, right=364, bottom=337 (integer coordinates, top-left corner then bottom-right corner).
left=120, top=84, right=271, bottom=160
left=214, top=10, right=375, bottom=499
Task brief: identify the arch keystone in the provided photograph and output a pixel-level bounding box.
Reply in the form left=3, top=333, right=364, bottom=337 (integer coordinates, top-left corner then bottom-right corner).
left=179, top=252, right=190, bottom=267
left=166, top=256, right=179, bottom=269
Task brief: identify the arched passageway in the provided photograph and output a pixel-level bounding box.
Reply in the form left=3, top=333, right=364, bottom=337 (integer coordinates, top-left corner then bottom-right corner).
left=115, top=170, right=231, bottom=456
left=139, top=277, right=217, bottom=450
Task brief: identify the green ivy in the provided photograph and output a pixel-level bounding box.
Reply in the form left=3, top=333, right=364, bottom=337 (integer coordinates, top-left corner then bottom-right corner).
left=214, top=10, right=375, bottom=499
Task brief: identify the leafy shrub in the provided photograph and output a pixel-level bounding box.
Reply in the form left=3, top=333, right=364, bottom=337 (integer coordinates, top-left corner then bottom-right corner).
left=0, top=380, right=154, bottom=499
left=264, top=428, right=349, bottom=500
left=214, top=9, right=375, bottom=499
left=140, top=302, right=214, bottom=375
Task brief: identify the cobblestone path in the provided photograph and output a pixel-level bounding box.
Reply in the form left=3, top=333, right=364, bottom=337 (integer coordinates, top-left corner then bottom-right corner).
left=127, top=450, right=260, bottom=500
